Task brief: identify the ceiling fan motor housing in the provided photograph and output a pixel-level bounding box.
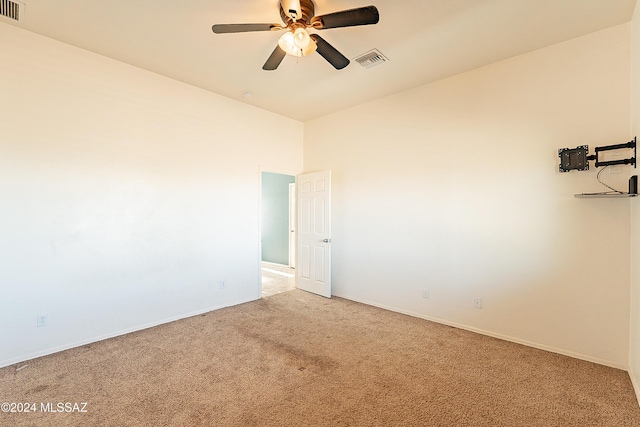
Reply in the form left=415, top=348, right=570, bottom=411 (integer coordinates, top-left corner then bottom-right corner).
left=280, top=0, right=315, bottom=26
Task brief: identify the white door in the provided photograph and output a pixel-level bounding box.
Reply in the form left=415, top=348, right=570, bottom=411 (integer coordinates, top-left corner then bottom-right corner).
left=297, top=171, right=331, bottom=298
left=288, top=183, right=296, bottom=269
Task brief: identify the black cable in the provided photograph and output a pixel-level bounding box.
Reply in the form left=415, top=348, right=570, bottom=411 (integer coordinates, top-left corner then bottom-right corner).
left=596, top=166, right=625, bottom=194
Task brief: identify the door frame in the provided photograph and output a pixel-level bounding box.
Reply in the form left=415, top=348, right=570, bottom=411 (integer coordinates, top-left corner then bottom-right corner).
left=258, top=168, right=299, bottom=299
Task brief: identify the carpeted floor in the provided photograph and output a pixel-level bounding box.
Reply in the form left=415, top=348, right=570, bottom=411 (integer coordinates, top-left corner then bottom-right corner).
left=1, top=289, right=639, bottom=426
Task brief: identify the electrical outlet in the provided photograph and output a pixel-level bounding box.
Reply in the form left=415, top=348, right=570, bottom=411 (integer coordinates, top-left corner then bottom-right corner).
left=219, top=281, right=226, bottom=290
left=473, top=298, right=482, bottom=309
left=422, top=288, right=429, bottom=299
left=37, top=315, right=47, bottom=327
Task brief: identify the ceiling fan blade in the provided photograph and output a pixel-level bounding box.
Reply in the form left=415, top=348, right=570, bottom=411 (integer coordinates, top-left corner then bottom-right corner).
left=212, top=23, right=281, bottom=34
left=311, top=6, right=379, bottom=30
left=263, top=45, right=287, bottom=70
left=309, top=34, right=349, bottom=70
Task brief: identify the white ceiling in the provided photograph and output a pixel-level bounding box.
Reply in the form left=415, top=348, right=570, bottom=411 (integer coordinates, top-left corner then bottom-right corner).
left=3, top=0, right=637, bottom=121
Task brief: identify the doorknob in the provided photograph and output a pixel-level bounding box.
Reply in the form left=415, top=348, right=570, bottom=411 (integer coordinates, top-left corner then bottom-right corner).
left=322, top=238, right=332, bottom=243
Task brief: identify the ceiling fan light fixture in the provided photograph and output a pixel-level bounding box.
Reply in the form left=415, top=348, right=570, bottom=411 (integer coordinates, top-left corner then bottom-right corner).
left=278, top=28, right=316, bottom=57
left=293, top=27, right=310, bottom=49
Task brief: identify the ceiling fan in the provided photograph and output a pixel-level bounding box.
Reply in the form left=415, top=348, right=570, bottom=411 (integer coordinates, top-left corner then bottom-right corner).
left=212, top=0, right=379, bottom=71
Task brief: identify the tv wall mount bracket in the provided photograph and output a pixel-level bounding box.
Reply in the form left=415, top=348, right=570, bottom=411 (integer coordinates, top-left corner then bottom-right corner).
left=558, top=137, right=636, bottom=173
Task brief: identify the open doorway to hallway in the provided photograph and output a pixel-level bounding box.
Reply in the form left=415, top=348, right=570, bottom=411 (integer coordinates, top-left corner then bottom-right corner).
left=261, top=172, right=296, bottom=297
left=261, top=261, right=295, bottom=297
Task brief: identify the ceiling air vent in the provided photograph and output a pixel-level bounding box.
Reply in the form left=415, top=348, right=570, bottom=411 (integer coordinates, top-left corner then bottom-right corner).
left=0, top=0, right=24, bottom=22
left=354, top=49, right=388, bottom=69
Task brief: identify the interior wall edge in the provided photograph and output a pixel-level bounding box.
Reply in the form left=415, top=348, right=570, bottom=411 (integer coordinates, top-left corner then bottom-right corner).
left=630, top=368, right=640, bottom=406
left=629, top=0, right=640, bottom=408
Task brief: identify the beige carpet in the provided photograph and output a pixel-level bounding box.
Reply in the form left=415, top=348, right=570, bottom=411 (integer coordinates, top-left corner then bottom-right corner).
left=1, top=289, right=639, bottom=426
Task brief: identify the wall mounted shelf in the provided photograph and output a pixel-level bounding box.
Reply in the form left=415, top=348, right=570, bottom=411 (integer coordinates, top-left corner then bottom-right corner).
left=574, top=193, right=638, bottom=198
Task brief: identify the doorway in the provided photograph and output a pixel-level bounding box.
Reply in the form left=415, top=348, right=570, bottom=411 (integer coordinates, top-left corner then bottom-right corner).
left=261, top=172, right=296, bottom=297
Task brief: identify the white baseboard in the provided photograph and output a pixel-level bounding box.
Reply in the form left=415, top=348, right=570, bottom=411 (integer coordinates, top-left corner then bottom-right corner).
left=333, top=292, right=628, bottom=371
left=630, top=368, right=640, bottom=406
left=0, top=296, right=258, bottom=369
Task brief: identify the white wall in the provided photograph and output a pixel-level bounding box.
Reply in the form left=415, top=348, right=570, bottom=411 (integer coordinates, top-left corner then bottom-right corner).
left=630, top=0, right=640, bottom=402
left=0, top=23, right=303, bottom=367
left=305, top=24, right=632, bottom=367
left=1, top=16, right=635, bottom=372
